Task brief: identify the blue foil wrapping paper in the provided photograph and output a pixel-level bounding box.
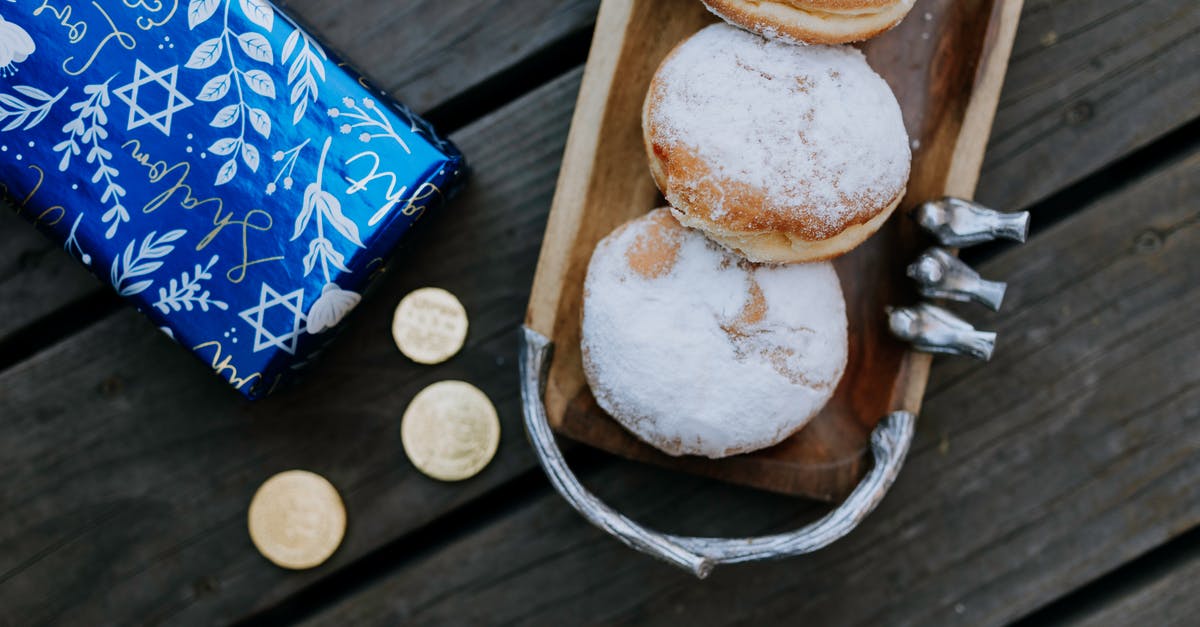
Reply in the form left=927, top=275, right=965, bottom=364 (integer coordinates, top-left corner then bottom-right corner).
left=0, top=1, right=466, bottom=398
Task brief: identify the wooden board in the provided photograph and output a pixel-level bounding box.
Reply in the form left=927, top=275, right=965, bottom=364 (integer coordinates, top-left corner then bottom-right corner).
left=525, top=0, right=1024, bottom=500
left=303, top=146, right=1200, bottom=627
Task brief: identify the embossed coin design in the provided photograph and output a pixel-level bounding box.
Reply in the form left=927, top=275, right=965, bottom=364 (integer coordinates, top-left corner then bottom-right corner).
left=402, top=381, right=501, bottom=482
left=392, top=287, right=469, bottom=365
left=248, top=470, right=346, bottom=570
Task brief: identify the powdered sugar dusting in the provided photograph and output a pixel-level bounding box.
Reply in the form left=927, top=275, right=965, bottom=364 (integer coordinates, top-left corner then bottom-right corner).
left=647, top=24, right=910, bottom=237
left=582, top=210, right=848, bottom=458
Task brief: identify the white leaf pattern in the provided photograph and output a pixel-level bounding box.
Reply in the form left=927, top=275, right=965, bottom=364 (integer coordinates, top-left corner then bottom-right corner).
left=187, top=0, right=280, bottom=185
left=282, top=29, right=300, bottom=63
left=291, top=138, right=366, bottom=283
left=246, top=106, right=270, bottom=138
left=211, top=103, right=240, bottom=127
left=242, top=69, right=275, bottom=98
left=153, top=255, right=230, bottom=314
left=280, top=15, right=327, bottom=126
left=185, top=37, right=223, bottom=69
left=215, top=158, right=237, bottom=186
left=0, top=85, right=66, bottom=132
left=318, top=193, right=363, bottom=247
left=292, top=183, right=318, bottom=239
left=110, top=230, right=187, bottom=296
left=54, top=78, right=128, bottom=239
left=292, top=99, right=307, bottom=126
left=241, top=141, right=260, bottom=172
left=197, top=72, right=232, bottom=101
left=188, top=0, right=221, bottom=28
left=236, top=32, right=273, bottom=64
left=302, top=238, right=321, bottom=276
left=238, top=0, right=274, bottom=32
left=209, top=137, right=239, bottom=155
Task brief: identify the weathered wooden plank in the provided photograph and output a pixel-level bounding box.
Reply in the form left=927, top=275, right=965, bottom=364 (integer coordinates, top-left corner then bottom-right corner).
left=1064, top=550, right=1200, bottom=627
left=0, top=68, right=582, bottom=626
left=0, top=0, right=600, bottom=350
left=280, top=0, right=599, bottom=112
left=978, top=0, right=1200, bottom=209
left=0, top=213, right=103, bottom=347
left=301, top=149, right=1200, bottom=626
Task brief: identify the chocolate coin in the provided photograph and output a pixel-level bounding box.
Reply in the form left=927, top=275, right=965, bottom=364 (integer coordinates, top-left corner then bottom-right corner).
left=401, top=381, right=500, bottom=481
left=392, top=287, right=469, bottom=365
left=248, top=470, right=346, bottom=570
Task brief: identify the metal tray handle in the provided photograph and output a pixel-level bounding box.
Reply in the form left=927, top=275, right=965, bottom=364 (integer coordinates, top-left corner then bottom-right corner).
left=519, top=326, right=916, bottom=578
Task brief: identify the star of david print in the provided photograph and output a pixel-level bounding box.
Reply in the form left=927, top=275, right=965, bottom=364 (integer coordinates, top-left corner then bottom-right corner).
left=239, top=283, right=308, bottom=355
left=113, top=61, right=194, bottom=136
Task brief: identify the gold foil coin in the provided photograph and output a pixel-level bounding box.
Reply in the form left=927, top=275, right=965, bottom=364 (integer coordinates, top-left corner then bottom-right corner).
left=248, top=470, right=347, bottom=570
left=392, top=287, right=469, bottom=365
left=401, top=381, right=501, bottom=482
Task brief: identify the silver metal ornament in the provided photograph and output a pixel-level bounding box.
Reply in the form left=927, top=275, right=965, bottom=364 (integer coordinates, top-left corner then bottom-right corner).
left=907, top=247, right=1007, bottom=310
left=887, top=303, right=997, bottom=361
left=915, top=197, right=1030, bottom=248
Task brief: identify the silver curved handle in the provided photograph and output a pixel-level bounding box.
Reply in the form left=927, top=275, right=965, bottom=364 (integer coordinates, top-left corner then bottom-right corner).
left=519, top=326, right=916, bottom=578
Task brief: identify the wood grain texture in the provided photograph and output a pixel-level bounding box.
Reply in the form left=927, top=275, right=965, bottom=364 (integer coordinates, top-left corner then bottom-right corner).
left=303, top=148, right=1200, bottom=626
left=979, top=0, right=1200, bottom=209
left=0, top=0, right=600, bottom=351
left=0, top=216, right=103, bottom=347
left=278, top=0, right=599, bottom=113
left=0, top=69, right=582, bottom=626
left=1064, top=550, right=1200, bottom=627
left=525, top=0, right=1023, bottom=499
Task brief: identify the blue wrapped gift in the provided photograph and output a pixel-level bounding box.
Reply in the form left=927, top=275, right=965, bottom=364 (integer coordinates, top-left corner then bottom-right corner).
left=0, top=1, right=466, bottom=398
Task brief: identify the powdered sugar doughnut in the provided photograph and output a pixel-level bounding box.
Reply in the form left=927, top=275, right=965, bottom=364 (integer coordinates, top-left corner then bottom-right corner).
left=581, top=209, right=848, bottom=458
left=644, top=24, right=911, bottom=264
left=702, top=0, right=916, bottom=45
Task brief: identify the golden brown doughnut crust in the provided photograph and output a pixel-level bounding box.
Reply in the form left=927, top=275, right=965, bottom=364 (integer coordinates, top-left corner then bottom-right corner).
left=642, top=26, right=911, bottom=264
left=703, top=0, right=916, bottom=45
left=645, top=135, right=899, bottom=242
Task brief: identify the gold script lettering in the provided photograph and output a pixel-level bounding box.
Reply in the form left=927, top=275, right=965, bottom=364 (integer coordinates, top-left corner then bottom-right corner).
left=62, top=2, right=137, bottom=76
left=193, top=341, right=262, bottom=390
left=122, top=140, right=284, bottom=283
left=400, top=182, right=442, bottom=220
left=33, top=1, right=87, bottom=43
left=344, top=151, right=444, bottom=226
left=123, top=139, right=222, bottom=216
left=19, top=165, right=68, bottom=225
left=204, top=208, right=282, bottom=284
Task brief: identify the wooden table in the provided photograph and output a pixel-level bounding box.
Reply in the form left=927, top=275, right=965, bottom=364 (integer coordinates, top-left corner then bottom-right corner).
left=1, top=0, right=1197, bottom=624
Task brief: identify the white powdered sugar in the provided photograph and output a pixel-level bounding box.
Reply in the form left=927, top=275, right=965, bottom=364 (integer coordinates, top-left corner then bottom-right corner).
left=646, top=24, right=910, bottom=236
left=581, top=211, right=848, bottom=458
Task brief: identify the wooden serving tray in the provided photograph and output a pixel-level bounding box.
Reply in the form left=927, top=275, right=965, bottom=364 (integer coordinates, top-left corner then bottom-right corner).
left=526, top=0, right=1023, bottom=500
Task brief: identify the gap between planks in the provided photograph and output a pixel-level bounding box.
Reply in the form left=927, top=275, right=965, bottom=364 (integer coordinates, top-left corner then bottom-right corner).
left=1013, top=524, right=1200, bottom=626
